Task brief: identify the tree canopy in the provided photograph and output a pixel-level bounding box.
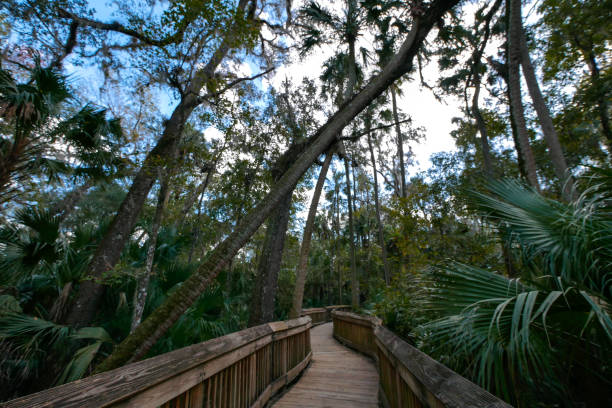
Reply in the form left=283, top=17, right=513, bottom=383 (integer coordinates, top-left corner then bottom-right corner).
left=0, top=0, right=610, bottom=406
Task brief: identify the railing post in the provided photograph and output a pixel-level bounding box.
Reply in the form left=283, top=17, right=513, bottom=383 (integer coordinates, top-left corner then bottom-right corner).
left=282, top=338, right=288, bottom=376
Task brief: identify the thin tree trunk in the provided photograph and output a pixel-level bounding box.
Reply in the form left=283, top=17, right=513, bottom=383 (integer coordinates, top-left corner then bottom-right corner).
left=334, top=181, right=342, bottom=303
left=469, top=0, right=501, bottom=178
left=575, top=40, right=612, bottom=146
left=507, top=0, right=540, bottom=190
left=472, top=82, right=494, bottom=178
left=94, top=0, right=461, bottom=372
left=488, top=57, right=529, bottom=180
left=517, top=16, right=573, bottom=199
left=178, top=170, right=213, bottom=226
left=130, top=171, right=172, bottom=333
left=187, top=187, right=206, bottom=264
left=391, top=86, right=407, bottom=198
left=62, top=0, right=252, bottom=328
left=343, top=156, right=359, bottom=309
left=289, top=151, right=333, bottom=318
left=366, top=126, right=391, bottom=285
left=51, top=180, right=94, bottom=220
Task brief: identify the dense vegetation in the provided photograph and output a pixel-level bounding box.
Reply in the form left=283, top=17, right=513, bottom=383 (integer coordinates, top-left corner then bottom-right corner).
left=0, top=0, right=610, bottom=406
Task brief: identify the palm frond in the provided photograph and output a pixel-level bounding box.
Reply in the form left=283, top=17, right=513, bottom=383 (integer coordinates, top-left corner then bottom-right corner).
left=416, top=262, right=611, bottom=405
left=471, top=179, right=612, bottom=298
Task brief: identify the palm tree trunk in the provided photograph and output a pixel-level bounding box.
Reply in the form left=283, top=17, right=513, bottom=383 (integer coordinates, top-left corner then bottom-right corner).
left=289, top=150, right=333, bottom=318
left=517, top=16, right=574, bottom=199
left=366, top=127, right=391, bottom=285
left=94, top=0, right=461, bottom=372
left=130, top=171, right=172, bottom=333
left=507, top=0, right=540, bottom=191
left=391, top=86, right=407, bottom=198
left=62, top=0, right=252, bottom=328
left=344, top=156, right=359, bottom=309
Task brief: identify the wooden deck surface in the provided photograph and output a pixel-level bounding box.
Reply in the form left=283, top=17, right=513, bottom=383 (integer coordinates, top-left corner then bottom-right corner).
left=271, top=322, right=379, bottom=408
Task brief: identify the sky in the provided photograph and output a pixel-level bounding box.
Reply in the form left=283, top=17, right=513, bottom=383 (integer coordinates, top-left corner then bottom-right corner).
left=77, top=0, right=463, bottom=222
left=83, top=0, right=460, bottom=173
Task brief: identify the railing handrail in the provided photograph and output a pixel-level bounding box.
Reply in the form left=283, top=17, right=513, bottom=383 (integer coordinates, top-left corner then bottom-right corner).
left=5, top=317, right=312, bottom=408
left=299, top=304, right=350, bottom=326
left=331, top=310, right=513, bottom=408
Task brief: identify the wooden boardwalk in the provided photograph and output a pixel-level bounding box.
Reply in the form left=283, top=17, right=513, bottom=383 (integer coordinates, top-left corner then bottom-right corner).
left=272, top=322, right=379, bottom=408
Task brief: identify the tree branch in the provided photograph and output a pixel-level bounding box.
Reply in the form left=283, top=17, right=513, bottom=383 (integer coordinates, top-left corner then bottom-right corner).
left=56, top=8, right=187, bottom=47
left=198, top=67, right=275, bottom=103
left=48, top=20, right=79, bottom=69
left=340, top=118, right=413, bottom=141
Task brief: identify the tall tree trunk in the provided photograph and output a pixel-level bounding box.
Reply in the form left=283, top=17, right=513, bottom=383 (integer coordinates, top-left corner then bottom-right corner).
left=62, top=0, right=252, bottom=328
left=391, top=86, right=407, bottom=198
left=343, top=156, right=359, bottom=309
left=248, top=190, right=293, bottom=326
left=334, top=181, right=342, bottom=303
left=94, top=0, right=461, bottom=372
left=472, top=82, right=494, bottom=178
left=469, top=0, right=501, bottom=178
left=507, top=0, right=540, bottom=191
left=366, top=126, right=391, bottom=285
left=130, top=171, right=172, bottom=333
left=516, top=11, right=574, bottom=199
left=248, top=140, right=312, bottom=325
left=575, top=40, right=612, bottom=146
left=289, top=150, right=333, bottom=318
left=489, top=55, right=529, bottom=180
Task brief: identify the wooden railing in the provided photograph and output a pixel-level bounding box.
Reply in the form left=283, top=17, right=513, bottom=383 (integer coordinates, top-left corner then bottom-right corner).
left=6, top=317, right=312, bottom=408
left=300, top=305, right=350, bottom=325
left=331, top=311, right=513, bottom=408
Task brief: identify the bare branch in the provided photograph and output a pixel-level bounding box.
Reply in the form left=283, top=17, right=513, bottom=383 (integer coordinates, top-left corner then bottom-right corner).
left=48, top=20, right=79, bottom=69
left=340, top=118, right=413, bottom=142
left=57, top=8, right=187, bottom=47
left=198, top=67, right=275, bottom=103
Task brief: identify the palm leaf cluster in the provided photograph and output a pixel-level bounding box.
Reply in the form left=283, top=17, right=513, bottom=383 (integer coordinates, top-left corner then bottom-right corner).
left=0, top=210, right=247, bottom=399
left=0, top=61, right=125, bottom=204
left=415, top=176, right=612, bottom=406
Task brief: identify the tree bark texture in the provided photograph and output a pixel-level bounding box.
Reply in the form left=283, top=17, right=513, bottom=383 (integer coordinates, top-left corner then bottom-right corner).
left=576, top=41, right=612, bottom=146
left=94, top=0, right=461, bottom=372
left=366, top=127, right=391, bottom=285
left=130, top=171, right=172, bottom=333
left=517, top=18, right=574, bottom=199
left=507, top=0, right=540, bottom=190
left=391, top=86, right=407, bottom=198
left=469, top=0, right=501, bottom=178
left=248, top=190, right=293, bottom=326
left=344, top=156, right=359, bottom=309
left=248, top=139, right=312, bottom=325
left=63, top=0, right=252, bottom=328
left=289, top=150, right=333, bottom=319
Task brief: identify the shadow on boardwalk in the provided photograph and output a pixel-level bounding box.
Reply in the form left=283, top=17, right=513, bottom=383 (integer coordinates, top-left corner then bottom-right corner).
left=272, top=322, right=379, bottom=408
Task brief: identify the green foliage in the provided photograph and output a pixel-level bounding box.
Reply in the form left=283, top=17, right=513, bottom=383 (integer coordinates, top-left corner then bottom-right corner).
left=412, top=177, right=612, bottom=406
left=0, top=63, right=125, bottom=204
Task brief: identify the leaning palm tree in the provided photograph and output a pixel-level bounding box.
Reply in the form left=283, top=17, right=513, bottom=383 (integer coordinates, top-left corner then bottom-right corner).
left=415, top=173, right=611, bottom=406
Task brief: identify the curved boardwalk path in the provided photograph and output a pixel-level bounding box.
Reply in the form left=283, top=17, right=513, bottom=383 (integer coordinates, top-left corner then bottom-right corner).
left=272, top=322, right=379, bottom=408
